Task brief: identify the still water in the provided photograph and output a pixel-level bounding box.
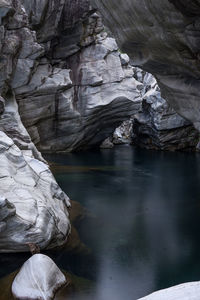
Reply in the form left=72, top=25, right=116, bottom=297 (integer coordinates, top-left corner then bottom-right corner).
left=46, top=146, right=200, bottom=300
left=0, top=146, right=200, bottom=300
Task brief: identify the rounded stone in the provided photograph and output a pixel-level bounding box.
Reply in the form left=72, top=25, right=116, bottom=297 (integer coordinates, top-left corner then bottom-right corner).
left=12, top=254, right=67, bottom=300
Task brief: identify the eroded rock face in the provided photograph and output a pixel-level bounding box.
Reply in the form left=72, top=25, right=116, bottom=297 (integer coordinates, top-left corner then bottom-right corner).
left=104, top=67, right=198, bottom=150
left=17, top=32, right=142, bottom=152
left=12, top=254, right=67, bottom=300
left=0, top=131, right=70, bottom=252
left=0, top=0, right=142, bottom=153
left=138, top=281, right=200, bottom=300
left=112, top=119, right=133, bottom=145
left=90, top=0, right=200, bottom=133
left=132, top=69, right=199, bottom=150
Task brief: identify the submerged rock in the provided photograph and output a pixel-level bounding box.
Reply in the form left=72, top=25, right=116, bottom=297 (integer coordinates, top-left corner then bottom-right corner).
left=138, top=281, right=200, bottom=300
left=12, top=254, right=67, bottom=300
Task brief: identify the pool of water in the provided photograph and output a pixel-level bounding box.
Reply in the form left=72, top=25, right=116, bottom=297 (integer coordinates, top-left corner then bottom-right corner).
left=1, top=145, right=200, bottom=300
left=45, top=146, right=200, bottom=300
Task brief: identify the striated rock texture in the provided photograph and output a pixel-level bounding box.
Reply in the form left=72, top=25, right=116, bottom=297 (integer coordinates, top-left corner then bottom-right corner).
left=0, top=0, right=142, bottom=251
left=132, top=69, right=199, bottom=150
left=112, top=119, right=133, bottom=145
left=0, top=131, right=70, bottom=252
left=138, top=281, right=200, bottom=300
left=12, top=254, right=67, bottom=300
left=0, top=0, right=142, bottom=153
left=103, top=68, right=199, bottom=150
left=90, top=0, right=200, bottom=134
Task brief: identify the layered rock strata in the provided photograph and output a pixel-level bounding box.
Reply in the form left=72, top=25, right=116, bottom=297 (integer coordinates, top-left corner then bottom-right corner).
left=102, top=68, right=199, bottom=150
left=91, top=0, right=200, bottom=135
left=0, top=131, right=70, bottom=252
left=0, top=0, right=142, bottom=251
left=132, top=69, right=199, bottom=150
left=0, top=0, right=142, bottom=153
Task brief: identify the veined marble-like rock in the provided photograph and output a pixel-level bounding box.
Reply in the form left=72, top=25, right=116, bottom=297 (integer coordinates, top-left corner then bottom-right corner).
left=14, top=6, right=142, bottom=152
left=132, top=69, right=199, bottom=150
left=0, top=0, right=141, bottom=251
left=12, top=254, right=67, bottom=300
left=0, top=131, right=70, bottom=252
left=112, top=119, right=133, bottom=145
left=90, top=0, right=200, bottom=133
left=106, top=67, right=198, bottom=150
left=138, top=281, right=200, bottom=300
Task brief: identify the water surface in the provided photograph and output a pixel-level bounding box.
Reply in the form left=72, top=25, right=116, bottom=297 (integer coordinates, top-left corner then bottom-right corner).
left=45, top=146, right=200, bottom=300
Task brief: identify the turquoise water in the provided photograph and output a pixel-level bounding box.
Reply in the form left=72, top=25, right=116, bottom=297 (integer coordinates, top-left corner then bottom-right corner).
left=45, top=146, right=200, bottom=300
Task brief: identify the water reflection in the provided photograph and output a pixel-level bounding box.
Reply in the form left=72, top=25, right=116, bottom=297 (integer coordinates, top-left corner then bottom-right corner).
left=0, top=146, right=200, bottom=300
left=46, top=146, right=200, bottom=300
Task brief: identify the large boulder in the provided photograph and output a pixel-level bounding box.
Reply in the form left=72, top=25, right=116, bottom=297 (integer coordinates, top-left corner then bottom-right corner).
left=90, top=0, right=200, bottom=133
left=0, top=131, right=70, bottom=252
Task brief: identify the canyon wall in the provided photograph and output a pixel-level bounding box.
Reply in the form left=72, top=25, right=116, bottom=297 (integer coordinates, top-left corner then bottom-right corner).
left=1, top=0, right=142, bottom=153
left=0, top=0, right=141, bottom=251
left=0, top=0, right=199, bottom=252
left=91, top=0, right=200, bottom=135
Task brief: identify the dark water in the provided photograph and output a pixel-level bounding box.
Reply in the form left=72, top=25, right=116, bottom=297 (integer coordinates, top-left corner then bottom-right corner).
left=1, top=146, right=200, bottom=300
left=45, top=146, right=200, bottom=300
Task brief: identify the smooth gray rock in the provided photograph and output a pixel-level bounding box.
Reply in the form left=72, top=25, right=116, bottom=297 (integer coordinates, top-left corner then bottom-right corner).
left=12, top=254, right=67, bottom=300
left=90, top=0, right=200, bottom=132
left=0, top=96, right=5, bottom=114
left=112, top=119, right=133, bottom=145
left=0, top=0, right=142, bottom=250
left=0, top=131, right=70, bottom=252
left=132, top=69, right=199, bottom=150
left=14, top=7, right=142, bottom=152
left=100, top=137, right=114, bottom=149
left=138, top=281, right=200, bottom=300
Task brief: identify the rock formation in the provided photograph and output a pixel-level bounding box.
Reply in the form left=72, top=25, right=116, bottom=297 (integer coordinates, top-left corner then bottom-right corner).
left=0, top=131, right=70, bottom=252
left=138, top=281, right=200, bottom=300
left=0, top=0, right=143, bottom=251
left=132, top=69, right=199, bottom=150
left=102, top=68, right=199, bottom=150
left=90, top=0, right=200, bottom=136
left=12, top=254, right=67, bottom=300
left=0, top=0, right=142, bottom=153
